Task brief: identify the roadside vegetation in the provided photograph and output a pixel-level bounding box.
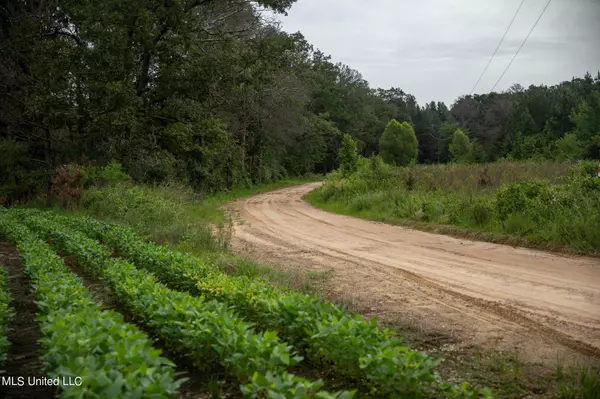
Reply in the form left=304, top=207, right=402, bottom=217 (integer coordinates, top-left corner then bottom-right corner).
left=307, top=129, right=600, bottom=255
left=307, top=158, right=599, bottom=254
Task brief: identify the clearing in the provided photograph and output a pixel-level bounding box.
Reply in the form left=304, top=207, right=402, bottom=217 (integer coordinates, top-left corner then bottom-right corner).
left=229, top=182, right=600, bottom=370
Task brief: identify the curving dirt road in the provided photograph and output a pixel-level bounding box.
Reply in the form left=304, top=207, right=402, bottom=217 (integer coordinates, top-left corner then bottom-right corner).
left=229, top=182, right=600, bottom=364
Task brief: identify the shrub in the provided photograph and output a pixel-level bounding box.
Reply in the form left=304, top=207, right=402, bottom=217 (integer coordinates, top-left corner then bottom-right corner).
left=379, top=120, right=418, bottom=166
left=554, top=134, right=585, bottom=161
left=405, top=172, right=417, bottom=190
left=478, top=166, right=492, bottom=187
left=81, top=161, right=130, bottom=187
left=468, top=198, right=493, bottom=227
left=494, top=180, right=551, bottom=221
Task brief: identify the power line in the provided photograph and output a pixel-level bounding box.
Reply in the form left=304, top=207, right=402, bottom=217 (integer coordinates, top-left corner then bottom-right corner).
left=491, top=0, right=553, bottom=92
left=470, top=0, right=527, bottom=95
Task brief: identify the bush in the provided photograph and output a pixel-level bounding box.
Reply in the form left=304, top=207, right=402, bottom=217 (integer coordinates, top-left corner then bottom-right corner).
left=494, top=180, right=551, bottom=221
left=81, top=161, right=130, bottom=187
left=468, top=197, right=493, bottom=227
left=309, top=160, right=599, bottom=254
left=554, top=134, right=585, bottom=161
left=379, top=120, right=418, bottom=166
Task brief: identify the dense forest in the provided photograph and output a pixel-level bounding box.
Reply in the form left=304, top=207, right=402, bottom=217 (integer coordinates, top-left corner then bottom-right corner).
left=1, top=0, right=599, bottom=202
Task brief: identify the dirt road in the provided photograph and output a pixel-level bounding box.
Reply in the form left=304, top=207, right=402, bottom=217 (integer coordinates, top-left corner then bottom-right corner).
left=229, top=182, right=600, bottom=364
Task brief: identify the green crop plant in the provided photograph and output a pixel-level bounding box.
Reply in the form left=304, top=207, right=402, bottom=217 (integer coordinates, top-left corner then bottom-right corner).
left=15, top=210, right=353, bottom=399
left=0, top=265, right=13, bottom=370
left=0, top=214, right=182, bottom=398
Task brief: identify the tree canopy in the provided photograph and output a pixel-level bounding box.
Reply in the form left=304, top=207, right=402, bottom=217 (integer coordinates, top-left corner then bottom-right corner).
left=1, top=0, right=599, bottom=201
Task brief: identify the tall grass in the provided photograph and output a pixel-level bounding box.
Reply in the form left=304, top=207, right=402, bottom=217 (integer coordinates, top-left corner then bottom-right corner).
left=394, top=160, right=573, bottom=192
left=82, top=182, right=227, bottom=252
left=307, top=158, right=600, bottom=255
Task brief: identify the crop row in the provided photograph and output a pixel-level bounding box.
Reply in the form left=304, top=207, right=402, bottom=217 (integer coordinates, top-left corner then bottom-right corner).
left=0, top=264, right=13, bottom=371
left=17, top=210, right=354, bottom=399
left=38, top=209, right=492, bottom=399
left=0, top=213, right=182, bottom=398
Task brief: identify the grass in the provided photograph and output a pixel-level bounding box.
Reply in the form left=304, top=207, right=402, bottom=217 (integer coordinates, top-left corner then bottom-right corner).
left=390, top=160, right=573, bottom=192
left=305, top=159, right=600, bottom=256
left=58, top=175, right=325, bottom=294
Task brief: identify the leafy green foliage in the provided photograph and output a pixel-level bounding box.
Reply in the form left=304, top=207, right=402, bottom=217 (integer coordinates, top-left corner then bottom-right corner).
left=338, top=135, right=359, bottom=176
left=554, top=134, right=585, bottom=161
left=379, top=120, right=418, bottom=166
left=0, top=265, right=13, bottom=370
left=241, top=372, right=355, bottom=399
left=1, top=0, right=598, bottom=204
left=449, top=129, right=473, bottom=163
left=81, top=161, right=131, bottom=187
left=15, top=210, right=352, bottom=398
left=494, top=181, right=551, bottom=222
left=0, top=214, right=182, bottom=397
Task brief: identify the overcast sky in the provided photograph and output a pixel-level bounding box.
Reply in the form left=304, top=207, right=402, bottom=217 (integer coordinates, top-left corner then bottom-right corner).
left=273, top=0, right=600, bottom=105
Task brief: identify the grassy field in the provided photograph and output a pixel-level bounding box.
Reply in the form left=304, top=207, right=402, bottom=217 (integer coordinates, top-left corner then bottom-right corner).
left=305, top=159, right=600, bottom=255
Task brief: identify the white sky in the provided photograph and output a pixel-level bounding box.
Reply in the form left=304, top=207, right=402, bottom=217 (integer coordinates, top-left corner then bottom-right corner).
left=273, top=0, right=600, bottom=105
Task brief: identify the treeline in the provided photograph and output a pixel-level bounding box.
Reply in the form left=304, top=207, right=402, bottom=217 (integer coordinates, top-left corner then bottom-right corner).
left=1, top=0, right=599, bottom=202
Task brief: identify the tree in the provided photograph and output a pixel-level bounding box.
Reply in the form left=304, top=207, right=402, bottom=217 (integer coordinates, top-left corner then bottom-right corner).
left=554, top=134, right=585, bottom=161
left=338, top=134, right=359, bottom=176
left=379, top=120, right=418, bottom=166
left=449, top=129, right=473, bottom=163
left=434, top=123, right=460, bottom=163
left=571, top=90, right=600, bottom=158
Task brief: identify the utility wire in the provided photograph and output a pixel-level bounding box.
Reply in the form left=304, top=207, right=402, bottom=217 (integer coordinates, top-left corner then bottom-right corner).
left=491, top=0, right=553, bottom=92
left=470, top=0, right=527, bottom=95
